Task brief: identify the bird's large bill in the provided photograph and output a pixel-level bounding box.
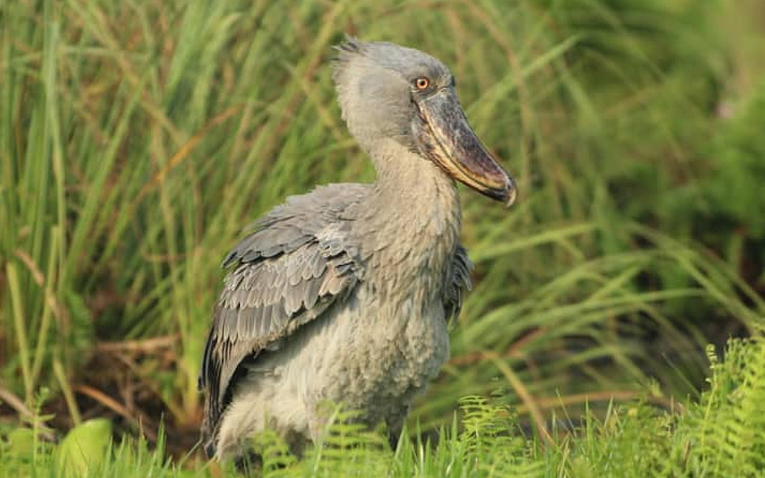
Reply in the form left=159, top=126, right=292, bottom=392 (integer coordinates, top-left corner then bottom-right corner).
left=414, top=88, right=517, bottom=206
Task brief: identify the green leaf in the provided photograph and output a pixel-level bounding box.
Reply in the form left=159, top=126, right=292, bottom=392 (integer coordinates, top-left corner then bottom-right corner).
left=56, top=418, right=112, bottom=478
left=6, top=427, right=36, bottom=458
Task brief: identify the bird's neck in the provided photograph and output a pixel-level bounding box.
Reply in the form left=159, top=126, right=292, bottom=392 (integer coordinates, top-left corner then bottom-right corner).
left=358, top=139, right=462, bottom=300
left=365, top=138, right=462, bottom=230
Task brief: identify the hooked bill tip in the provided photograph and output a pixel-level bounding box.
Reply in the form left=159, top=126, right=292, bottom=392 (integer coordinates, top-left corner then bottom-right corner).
left=504, top=177, right=518, bottom=207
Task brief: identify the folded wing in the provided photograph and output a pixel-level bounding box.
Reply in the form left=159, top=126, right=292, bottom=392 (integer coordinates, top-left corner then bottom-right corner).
left=198, top=185, right=366, bottom=446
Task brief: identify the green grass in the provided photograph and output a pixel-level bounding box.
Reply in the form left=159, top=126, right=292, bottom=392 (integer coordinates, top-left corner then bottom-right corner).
left=1, top=0, right=764, bottom=475
left=3, top=332, right=765, bottom=477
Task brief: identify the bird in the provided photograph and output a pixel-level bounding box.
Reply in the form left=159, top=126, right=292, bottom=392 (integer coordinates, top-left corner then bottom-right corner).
left=198, top=37, right=517, bottom=464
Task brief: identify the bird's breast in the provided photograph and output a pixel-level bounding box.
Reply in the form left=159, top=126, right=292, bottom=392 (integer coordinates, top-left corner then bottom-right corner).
left=281, top=285, right=449, bottom=424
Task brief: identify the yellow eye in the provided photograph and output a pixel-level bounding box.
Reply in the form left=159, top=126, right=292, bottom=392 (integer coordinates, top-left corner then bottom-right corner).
left=415, top=77, right=430, bottom=90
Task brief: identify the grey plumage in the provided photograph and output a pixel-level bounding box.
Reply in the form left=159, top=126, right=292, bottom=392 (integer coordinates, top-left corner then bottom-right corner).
left=199, top=38, right=516, bottom=461
left=200, top=185, right=367, bottom=440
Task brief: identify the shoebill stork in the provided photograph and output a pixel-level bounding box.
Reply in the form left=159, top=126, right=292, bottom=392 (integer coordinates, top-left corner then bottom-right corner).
left=199, top=38, right=517, bottom=461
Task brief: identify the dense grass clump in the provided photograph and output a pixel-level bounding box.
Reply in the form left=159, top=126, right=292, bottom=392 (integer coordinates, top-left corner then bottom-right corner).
left=2, top=333, right=765, bottom=476
left=0, top=0, right=764, bottom=470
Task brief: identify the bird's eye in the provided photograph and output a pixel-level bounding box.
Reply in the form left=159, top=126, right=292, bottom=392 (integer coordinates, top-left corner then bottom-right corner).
left=414, top=77, right=430, bottom=90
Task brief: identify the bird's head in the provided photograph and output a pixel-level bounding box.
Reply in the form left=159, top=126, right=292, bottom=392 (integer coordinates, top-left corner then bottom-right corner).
left=332, top=38, right=516, bottom=206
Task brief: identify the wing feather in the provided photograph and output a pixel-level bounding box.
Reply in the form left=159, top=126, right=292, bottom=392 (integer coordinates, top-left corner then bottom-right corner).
left=199, top=186, right=367, bottom=453
left=443, top=244, right=473, bottom=321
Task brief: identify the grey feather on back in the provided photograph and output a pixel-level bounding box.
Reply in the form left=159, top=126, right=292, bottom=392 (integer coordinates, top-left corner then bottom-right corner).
left=199, top=184, right=367, bottom=446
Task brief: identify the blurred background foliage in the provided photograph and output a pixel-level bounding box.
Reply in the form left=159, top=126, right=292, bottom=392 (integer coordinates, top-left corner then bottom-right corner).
left=1, top=0, right=764, bottom=454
